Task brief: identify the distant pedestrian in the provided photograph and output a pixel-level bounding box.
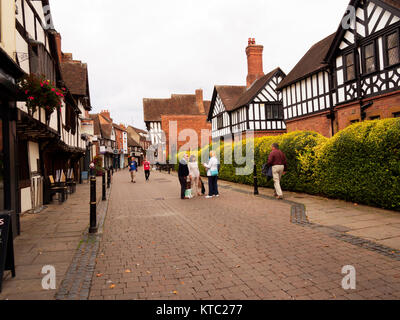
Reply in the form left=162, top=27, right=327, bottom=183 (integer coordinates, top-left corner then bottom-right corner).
left=178, top=154, right=190, bottom=200
left=129, top=158, right=138, bottom=183
left=188, top=155, right=201, bottom=197
left=203, top=151, right=219, bottom=199
left=267, top=143, right=287, bottom=200
left=143, top=158, right=151, bottom=181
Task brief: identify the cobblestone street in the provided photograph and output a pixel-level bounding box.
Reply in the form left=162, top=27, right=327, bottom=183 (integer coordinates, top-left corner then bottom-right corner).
left=88, top=169, right=400, bottom=300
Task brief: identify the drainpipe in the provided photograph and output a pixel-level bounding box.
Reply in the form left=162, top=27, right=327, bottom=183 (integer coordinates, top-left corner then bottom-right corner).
left=327, top=66, right=336, bottom=137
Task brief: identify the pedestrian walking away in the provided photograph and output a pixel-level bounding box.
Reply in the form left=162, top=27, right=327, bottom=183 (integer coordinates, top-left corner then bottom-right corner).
left=129, top=158, right=138, bottom=183
left=188, top=155, right=201, bottom=197
left=178, top=154, right=190, bottom=199
left=267, top=143, right=287, bottom=200
left=203, top=151, right=219, bottom=199
left=143, top=158, right=151, bottom=181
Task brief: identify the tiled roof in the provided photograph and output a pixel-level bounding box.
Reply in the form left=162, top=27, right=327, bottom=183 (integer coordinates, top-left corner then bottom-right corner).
left=60, top=59, right=89, bottom=97
left=382, top=0, right=400, bottom=10
left=128, top=125, right=148, bottom=135
left=143, top=94, right=208, bottom=122
left=128, top=136, right=141, bottom=147
left=277, top=33, right=336, bottom=90
left=215, top=86, right=247, bottom=111
left=89, top=114, right=113, bottom=140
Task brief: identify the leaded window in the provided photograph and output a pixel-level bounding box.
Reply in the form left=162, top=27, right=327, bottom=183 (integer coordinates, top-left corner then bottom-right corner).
left=345, top=53, right=355, bottom=81
left=387, top=32, right=400, bottom=66
left=217, top=114, right=223, bottom=130
left=364, top=43, right=376, bottom=74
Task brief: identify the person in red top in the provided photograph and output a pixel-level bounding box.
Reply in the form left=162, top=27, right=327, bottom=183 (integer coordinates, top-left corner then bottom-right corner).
left=143, top=158, right=151, bottom=181
left=267, top=143, right=287, bottom=200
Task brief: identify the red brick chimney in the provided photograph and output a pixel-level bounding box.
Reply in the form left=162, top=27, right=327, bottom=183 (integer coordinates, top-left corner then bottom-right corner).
left=195, top=89, right=205, bottom=114
left=54, top=33, right=63, bottom=63
left=246, top=38, right=264, bottom=88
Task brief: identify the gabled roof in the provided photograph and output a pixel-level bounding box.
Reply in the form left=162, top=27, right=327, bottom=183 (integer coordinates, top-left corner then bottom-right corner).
left=60, top=57, right=91, bottom=111
left=90, top=114, right=114, bottom=140
left=215, top=86, right=247, bottom=111
left=128, top=125, right=148, bottom=135
left=277, top=33, right=336, bottom=90
left=207, top=85, right=246, bottom=121
left=203, top=101, right=211, bottom=115
left=128, top=136, right=141, bottom=148
left=143, top=93, right=208, bottom=122
left=112, top=123, right=126, bottom=132
left=233, top=67, right=285, bottom=109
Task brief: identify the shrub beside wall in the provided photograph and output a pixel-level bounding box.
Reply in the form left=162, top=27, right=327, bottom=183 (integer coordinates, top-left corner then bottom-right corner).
left=170, top=119, right=400, bottom=211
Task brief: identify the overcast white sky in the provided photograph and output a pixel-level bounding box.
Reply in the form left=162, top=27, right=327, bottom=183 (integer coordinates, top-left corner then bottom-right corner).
left=50, top=0, right=350, bottom=130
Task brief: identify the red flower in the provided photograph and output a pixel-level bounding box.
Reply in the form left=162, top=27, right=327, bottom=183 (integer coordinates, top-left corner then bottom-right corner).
left=28, top=96, right=34, bottom=100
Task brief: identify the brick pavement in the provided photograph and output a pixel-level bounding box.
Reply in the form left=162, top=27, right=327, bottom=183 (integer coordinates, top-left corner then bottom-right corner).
left=0, top=176, right=104, bottom=300
left=88, top=169, right=400, bottom=300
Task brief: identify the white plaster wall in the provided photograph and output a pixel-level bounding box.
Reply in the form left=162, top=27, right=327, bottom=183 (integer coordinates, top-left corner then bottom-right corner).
left=16, top=32, right=30, bottom=73
left=0, top=0, right=16, bottom=59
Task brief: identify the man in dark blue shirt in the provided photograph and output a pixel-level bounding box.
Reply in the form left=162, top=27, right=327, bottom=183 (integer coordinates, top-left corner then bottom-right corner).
left=129, top=158, right=138, bottom=183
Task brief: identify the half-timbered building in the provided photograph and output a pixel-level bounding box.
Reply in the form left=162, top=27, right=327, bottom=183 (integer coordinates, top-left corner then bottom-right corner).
left=208, top=39, right=286, bottom=141
left=90, top=111, right=117, bottom=169
left=0, top=0, right=25, bottom=237
left=277, top=34, right=336, bottom=137
left=278, top=0, right=400, bottom=136
left=328, top=0, right=400, bottom=131
left=14, top=0, right=88, bottom=215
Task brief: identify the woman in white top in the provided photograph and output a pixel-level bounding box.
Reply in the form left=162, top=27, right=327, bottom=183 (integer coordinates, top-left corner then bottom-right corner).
left=203, top=151, right=219, bottom=199
left=188, top=155, right=201, bottom=197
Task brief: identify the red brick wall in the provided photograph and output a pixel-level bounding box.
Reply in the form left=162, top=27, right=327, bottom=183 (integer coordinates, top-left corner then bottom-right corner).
left=336, top=90, right=400, bottom=131
left=161, top=115, right=212, bottom=157
left=285, top=111, right=333, bottom=138
left=114, top=127, right=124, bottom=152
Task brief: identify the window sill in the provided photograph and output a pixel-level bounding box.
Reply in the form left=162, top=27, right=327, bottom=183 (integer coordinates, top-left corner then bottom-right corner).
left=384, top=62, right=400, bottom=71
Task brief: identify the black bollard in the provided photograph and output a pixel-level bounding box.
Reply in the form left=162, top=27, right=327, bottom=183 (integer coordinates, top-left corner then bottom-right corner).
left=89, top=175, right=98, bottom=233
left=107, top=169, right=111, bottom=188
left=254, top=164, right=259, bottom=195
left=102, top=170, right=106, bottom=201
left=168, top=165, right=171, bottom=174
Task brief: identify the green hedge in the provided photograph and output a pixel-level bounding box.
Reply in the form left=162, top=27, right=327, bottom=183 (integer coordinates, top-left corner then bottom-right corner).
left=171, top=119, right=400, bottom=211
left=312, top=119, right=400, bottom=210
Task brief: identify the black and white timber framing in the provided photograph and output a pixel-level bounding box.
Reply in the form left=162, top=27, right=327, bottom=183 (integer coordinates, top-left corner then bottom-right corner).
left=280, top=0, right=400, bottom=123
left=209, top=68, right=287, bottom=140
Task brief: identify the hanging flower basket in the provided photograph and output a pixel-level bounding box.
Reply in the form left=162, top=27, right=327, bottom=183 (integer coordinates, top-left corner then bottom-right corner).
left=18, top=74, right=65, bottom=116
